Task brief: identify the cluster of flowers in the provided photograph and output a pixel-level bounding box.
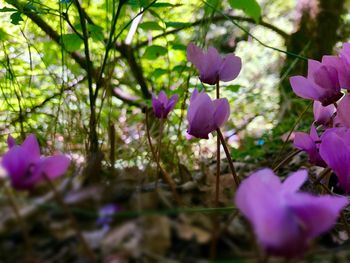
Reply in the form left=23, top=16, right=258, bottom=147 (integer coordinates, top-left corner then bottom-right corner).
left=2, top=42, right=350, bottom=259
left=152, top=43, right=349, bottom=258
left=291, top=43, right=350, bottom=193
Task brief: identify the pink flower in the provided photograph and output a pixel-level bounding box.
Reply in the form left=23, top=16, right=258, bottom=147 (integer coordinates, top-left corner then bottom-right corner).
left=187, top=89, right=230, bottom=139
left=187, top=43, right=241, bottom=85
left=2, top=134, right=70, bottom=191
left=294, top=123, right=326, bottom=167
left=319, top=128, right=350, bottom=193
left=290, top=59, right=342, bottom=106
left=235, top=168, right=348, bottom=257
left=151, top=91, right=178, bottom=119
left=313, top=101, right=335, bottom=126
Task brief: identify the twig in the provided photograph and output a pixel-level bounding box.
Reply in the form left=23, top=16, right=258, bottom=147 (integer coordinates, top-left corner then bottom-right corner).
left=272, top=149, right=301, bottom=172
left=145, top=110, right=181, bottom=204
left=217, top=128, right=240, bottom=187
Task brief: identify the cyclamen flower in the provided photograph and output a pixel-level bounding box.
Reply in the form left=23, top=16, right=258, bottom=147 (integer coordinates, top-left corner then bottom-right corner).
left=187, top=89, right=230, bottom=139
left=290, top=59, right=342, bottom=106
left=2, top=134, right=70, bottom=191
left=313, top=101, right=335, bottom=126
left=335, top=94, right=350, bottom=128
left=323, top=43, right=350, bottom=90
left=152, top=91, right=178, bottom=119
left=319, top=128, right=350, bottom=193
left=235, top=168, right=348, bottom=257
left=294, top=123, right=326, bottom=167
left=187, top=43, right=241, bottom=85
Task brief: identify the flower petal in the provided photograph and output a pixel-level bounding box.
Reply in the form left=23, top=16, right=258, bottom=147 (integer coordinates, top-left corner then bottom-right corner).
left=319, top=130, right=350, bottom=192
left=187, top=43, right=205, bottom=73
left=337, top=94, right=350, bottom=128
left=219, top=54, right=242, bottom=82
left=22, top=134, right=41, bottom=160
left=282, top=170, right=307, bottom=193
left=213, top=98, right=230, bottom=128
left=287, top=193, right=348, bottom=238
left=39, top=155, right=70, bottom=180
left=290, top=76, right=322, bottom=101
left=7, top=135, right=16, bottom=149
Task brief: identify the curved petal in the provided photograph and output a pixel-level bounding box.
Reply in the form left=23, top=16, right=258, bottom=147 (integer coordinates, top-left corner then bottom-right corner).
left=307, top=59, right=322, bottom=80
left=337, top=94, right=350, bottom=128
left=2, top=146, right=30, bottom=190
left=235, top=169, right=302, bottom=256
left=22, top=134, right=40, bottom=160
left=319, top=131, right=350, bottom=192
left=200, top=47, right=222, bottom=84
left=7, top=135, right=16, bottom=149
left=219, top=54, right=242, bottom=82
left=39, top=155, right=70, bottom=180
left=213, top=98, right=230, bottom=128
left=313, top=101, right=335, bottom=126
left=187, top=43, right=205, bottom=72
left=289, top=76, right=322, bottom=101
left=152, top=96, right=164, bottom=118
left=187, top=91, right=215, bottom=139
left=287, top=193, right=348, bottom=238
left=158, top=91, right=168, bottom=104
left=282, top=170, right=307, bottom=193
left=164, top=94, right=179, bottom=114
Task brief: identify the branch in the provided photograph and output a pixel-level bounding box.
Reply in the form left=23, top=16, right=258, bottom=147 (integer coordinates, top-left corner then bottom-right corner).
left=135, top=14, right=289, bottom=50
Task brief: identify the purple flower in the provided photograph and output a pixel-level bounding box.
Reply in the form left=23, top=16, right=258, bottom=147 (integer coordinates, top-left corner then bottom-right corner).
left=335, top=94, right=350, bottom=128
left=235, top=168, right=348, bottom=257
left=294, top=123, right=326, bottom=167
left=187, top=89, right=230, bottom=139
left=186, top=43, right=241, bottom=85
left=2, top=134, right=70, bottom=191
left=319, top=128, right=350, bottom=192
left=152, top=91, right=178, bottom=119
left=313, top=101, right=335, bottom=126
left=97, top=204, right=120, bottom=228
left=290, top=59, right=342, bottom=106
left=323, top=43, right=350, bottom=90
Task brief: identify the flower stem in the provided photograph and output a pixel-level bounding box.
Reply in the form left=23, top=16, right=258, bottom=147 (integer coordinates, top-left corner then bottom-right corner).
left=215, top=81, right=220, bottom=206
left=44, top=175, right=97, bottom=263
left=217, top=128, right=240, bottom=187
left=155, top=119, right=165, bottom=190
left=272, top=149, right=301, bottom=172
left=145, top=110, right=181, bottom=204
left=4, top=186, right=33, bottom=257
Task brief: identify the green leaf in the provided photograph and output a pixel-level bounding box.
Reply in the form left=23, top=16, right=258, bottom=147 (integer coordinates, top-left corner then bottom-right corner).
left=10, top=12, right=23, bottom=25
left=152, top=2, right=175, bottom=8
left=165, top=21, right=191, bottom=28
left=139, top=21, right=163, bottom=31
left=61, top=34, right=83, bottom=52
left=226, top=84, right=241, bottom=93
left=152, top=68, right=167, bottom=78
left=228, top=0, right=261, bottom=23
left=171, top=43, right=186, bottom=51
left=87, top=24, right=104, bottom=41
left=0, top=7, right=17, bottom=12
left=143, top=45, right=167, bottom=60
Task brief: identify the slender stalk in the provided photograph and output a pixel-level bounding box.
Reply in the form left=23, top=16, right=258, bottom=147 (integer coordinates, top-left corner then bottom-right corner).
left=215, top=81, right=220, bottom=206
left=272, top=149, right=301, bottom=172
left=145, top=110, right=181, bottom=204
left=217, top=128, right=240, bottom=187
left=155, top=119, right=165, bottom=190
left=44, top=176, right=97, bottom=262
left=4, top=186, right=33, bottom=257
